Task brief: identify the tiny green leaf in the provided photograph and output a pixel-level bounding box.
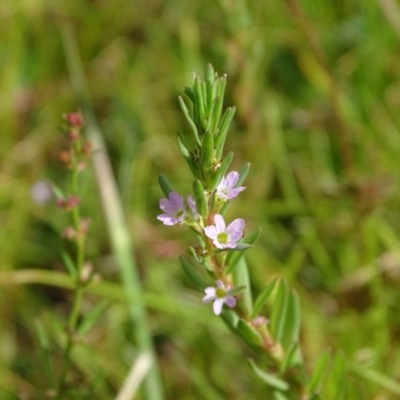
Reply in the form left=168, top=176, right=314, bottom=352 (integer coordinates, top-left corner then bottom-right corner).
left=270, top=280, right=289, bottom=344
left=193, top=179, right=208, bottom=217
left=282, top=290, right=301, bottom=348
left=200, top=132, right=214, bottom=170
left=180, top=256, right=209, bottom=290
left=61, top=251, right=77, bottom=278
left=158, top=174, right=174, bottom=197
left=183, top=86, right=195, bottom=103
left=226, top=228, right=262, bottom=274
left=188, top=246, right=204, bottom=264
left=206, top=64, right=216, bottom=109
left=280, top=342, right=299, bottom=374
left=237, top=162, right=251, bottom=186
left=78, top=300, right=108, bottom=335
left=209, top=96, right=224, bottom=135
left=178, top=96, right=201, bottom=146
left=232, top=257, right=253, bottom=315
left=273, top=391, right=290, bottom=400
left=236, top=319, right=263, bottom=348
left=194, top=78, right=206, bottom=129
left=215, top=107, right=236, bottom=160
left=307, top=352, right=330, bottom=394
left=248, top=359, right=289, bottom=391
left=177, top=133, right=200, bottom=178
left=251, top=278, right=278, bottom=319
left=220, top=309, right=240, bottom=333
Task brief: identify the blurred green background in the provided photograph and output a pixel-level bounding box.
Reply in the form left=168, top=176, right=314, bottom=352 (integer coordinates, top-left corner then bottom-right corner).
left=2, top=0, right=400, bottom=399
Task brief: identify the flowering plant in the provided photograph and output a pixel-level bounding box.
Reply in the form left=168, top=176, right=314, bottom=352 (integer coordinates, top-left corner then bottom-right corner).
left=156, top=65, right=340, bottom=399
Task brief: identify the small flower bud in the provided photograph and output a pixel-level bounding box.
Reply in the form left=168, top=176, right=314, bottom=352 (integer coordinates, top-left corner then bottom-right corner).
left=62, top=226, right=76, bottom=240
left=80, top=261, right=93, bottom=283
left=65, top=112, right=83, bottom=127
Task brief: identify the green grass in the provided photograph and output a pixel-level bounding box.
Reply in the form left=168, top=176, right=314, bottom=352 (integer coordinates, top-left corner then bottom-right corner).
left=1, top=0, right=400, bottom=398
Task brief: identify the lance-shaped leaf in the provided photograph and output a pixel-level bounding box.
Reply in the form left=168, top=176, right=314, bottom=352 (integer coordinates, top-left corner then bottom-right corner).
left=34, top=320, right=56, bottom=386
left=194, top=77, right=206, bottom=129
left=61, top=250, right=77, bottom=279
left=158, top=174, right=174, bottom=197
left=177, top=133, right=200, bottom=178
left=192, top=179, right=208, bottom=217
left=220, top=309, right=240, bottom=334
left=248, top=359, right=289, bottom=391
left=200, top=131, right=214, bottom=170
left=208, top=96, right=224, bottom=136
left=180, top=256, right=209, bottom=290
left=205, top=64, right=216, bottom=109
left=281, top=290, right=301, bottom=349
left=270, top=280, right=290, bottom=344
left=236, top=319, right=263, bottom=349
left=178, top=96, right=201, bottom=146
left=307, top=352, right=330, bottom=394
left=226, top=228, right=262, bottom=275
left=273, top=391, right=290, bottom=400
left=183, top=86, right=195, bottom=103
left=208, top=151, right=234, bottom=192
left=325, top=352, right=346, bottom=400
left=280, top=342, right=299, bottom=374
left=237, top=162, right=251, bottom=186
left=215, top=74, right=227, bottom=100
left=78, top=300, right=108, bottom=335
left=232, top=257, right=253, bottom=315
left=188, top=246, right=204, bottom=264
left=215, top=107, right=236, bottom=160
left=251, top=278, right=278, bottom=319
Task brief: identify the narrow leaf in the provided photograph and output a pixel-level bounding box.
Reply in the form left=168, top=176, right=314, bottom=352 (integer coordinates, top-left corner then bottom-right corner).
left=183, top=86, right=195, bottom=103
left=220, top=309, right=239, bottom=333
left=282, top=290, right=301, bottom=348
left=158, top=174, right=174, bottom=197
left=209, top=96, right=224, bottom=135
left=180, top=256, right=209, bottom=290
left=248, top=359, right=289, bottom=391
left=251, top=278, right=278, bottom=319
left=200, top=132, right=214, bottom=170
left=226, top=228, right=262, bottom=274
left=61, top=251, right=76, bottom=279
left=232, top=257, right=253, bottom=315
left=193, top=180, right=208, bottom=217
left=178, top=96, right=201, bottom=146
left=34, top=320, right=56, bottom=386
left=270, top=280, right=289, bottom=344
left=215, top=107, right=236, bottom=160
left=193, top=78, right=206, bottom=129
left=78, top=300, right=108, bottom=335
left=236, top=319, right=263, bottom=348
left=237, top=162, right=251, bottom=186
left=177, top=133, right=199, bottom=178
left=307, top=352, right=330, bottom=394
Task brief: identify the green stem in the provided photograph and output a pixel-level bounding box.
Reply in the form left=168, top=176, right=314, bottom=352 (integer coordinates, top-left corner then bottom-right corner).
left=60, top=21, right=164, bottom=400
left=55, top=128, right=88, bottom=398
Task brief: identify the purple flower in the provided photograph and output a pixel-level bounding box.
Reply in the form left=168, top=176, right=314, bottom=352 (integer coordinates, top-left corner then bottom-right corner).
left=157, top=192, right=187, bottom=225
left=202, top=280, right=236, bottom=315
left=216, top=171, right=246, bottom=201
left=204, top=214, right=244, bottom=249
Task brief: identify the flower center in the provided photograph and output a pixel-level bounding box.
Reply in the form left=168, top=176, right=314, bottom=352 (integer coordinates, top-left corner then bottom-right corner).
left=174, top=210, right=184, bottom=218
left=217, top=232, right=228, bottom=244
left=215, top=288, right=227, bottom=298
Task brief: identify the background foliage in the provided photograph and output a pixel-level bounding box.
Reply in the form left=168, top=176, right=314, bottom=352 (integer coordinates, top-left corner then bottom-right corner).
left=1, top=0, right=400, bottom=399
